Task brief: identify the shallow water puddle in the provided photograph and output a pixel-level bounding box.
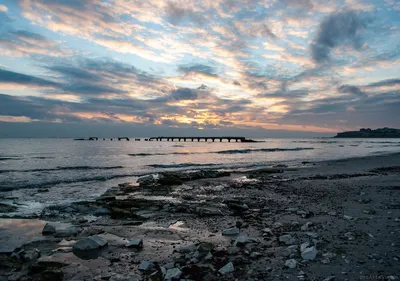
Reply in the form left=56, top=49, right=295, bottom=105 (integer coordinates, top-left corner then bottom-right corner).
left=0, top=218, right=46, bottom=252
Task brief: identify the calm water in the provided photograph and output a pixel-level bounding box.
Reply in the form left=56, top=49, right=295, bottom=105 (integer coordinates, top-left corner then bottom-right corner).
left=1, top=138, right=399, bottom=215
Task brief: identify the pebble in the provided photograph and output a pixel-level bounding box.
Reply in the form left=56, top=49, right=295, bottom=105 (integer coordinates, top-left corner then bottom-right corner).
left=219, top=262, right=234, bottom=274
left=126, top=239, right=143, bottom=249
left=222, top=227, right=240, bottom=236
left=285, top=259, right=297, bottom=269
left=301, top=222, right=313, bottom=231
left=138, top=261, right=153, bottom=272
left=279, top=234, right=296, bottom=245
left=164, top=268, right=182, bottom=280
left=301, top=246, right=318, bottom=260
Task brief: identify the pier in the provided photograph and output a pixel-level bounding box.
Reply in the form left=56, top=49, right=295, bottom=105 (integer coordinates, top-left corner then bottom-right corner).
left=148, top=136, right=257, bottom=142
left=74, top=136, right=258, bottom=142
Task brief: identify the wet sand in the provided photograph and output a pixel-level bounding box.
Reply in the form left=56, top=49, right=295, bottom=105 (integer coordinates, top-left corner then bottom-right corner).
left=1, top=152, right=399, bottom=280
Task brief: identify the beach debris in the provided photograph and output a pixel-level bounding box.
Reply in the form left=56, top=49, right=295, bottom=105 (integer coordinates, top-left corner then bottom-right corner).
left=222, top=227, right=240, bottom=236
left=126, top=239, right=143, bottom=249
left=219, top=262, right=234, bottom=274
left=164, top=268, right=182, bottom=280
left=301, top=246, right=318, bottom=260
left=285, top=259, right=297, bottom=269
left=279, top=234, right=296, bottom=245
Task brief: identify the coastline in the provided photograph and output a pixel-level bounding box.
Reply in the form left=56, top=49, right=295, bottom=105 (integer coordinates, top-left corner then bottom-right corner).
left=1, top=152, right=400, bottom=280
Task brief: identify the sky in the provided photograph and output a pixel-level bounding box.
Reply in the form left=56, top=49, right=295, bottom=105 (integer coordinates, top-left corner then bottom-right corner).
left=0, top=0, right=399, bottom=137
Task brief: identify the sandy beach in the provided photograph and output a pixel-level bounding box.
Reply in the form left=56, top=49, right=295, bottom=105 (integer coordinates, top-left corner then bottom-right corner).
left=1, top=152, right=399, bottom=281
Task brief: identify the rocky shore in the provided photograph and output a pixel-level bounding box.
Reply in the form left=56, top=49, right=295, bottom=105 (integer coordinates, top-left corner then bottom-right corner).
left=1, top=153, right=400, bottom=281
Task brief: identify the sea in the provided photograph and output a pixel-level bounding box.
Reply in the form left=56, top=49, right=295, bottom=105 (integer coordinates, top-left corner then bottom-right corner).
left=1, top=138, right=400, bottom=216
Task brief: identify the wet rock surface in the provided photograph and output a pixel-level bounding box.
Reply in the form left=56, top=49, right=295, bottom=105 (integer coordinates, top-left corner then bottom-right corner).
left=1, top=154, right=400, bottom=280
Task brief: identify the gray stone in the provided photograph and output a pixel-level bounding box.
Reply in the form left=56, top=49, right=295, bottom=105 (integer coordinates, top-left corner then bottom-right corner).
left=137, top=174, right=155, bottom=184
left=89, top=235, right=108, bottom=247
left=284, top=259, right=297, bottom=269
left=73, top=235, right=108, bottom=251
left=279, top=234, right=296, bottom=245
left=139, top=261, right=153, bottom=271
left=179, top=243, right=197, bottom=253
left=222, top=227, right=240, bottom=236
left=42, top=223, right=56, bottom=235
left=219, top=262, right=234, bottom=274
left=126, top=239, right=143, bottom=249
left=164, top=268, right=182, bottom=280
left=163, top=262, right=175, bottom=270
left=54, top=226, right=79, bottom=237
left=305, top=232, right=318, bottom=238
left=300, top=242, right=310, bottom=252
left=301, top=222, right=313, bottom=231
left=301, top=246, right=318, bottom=260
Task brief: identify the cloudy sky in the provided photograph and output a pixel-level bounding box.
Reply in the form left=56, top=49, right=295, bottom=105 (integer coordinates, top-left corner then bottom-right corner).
left=0, top=0, right=399, bottom=137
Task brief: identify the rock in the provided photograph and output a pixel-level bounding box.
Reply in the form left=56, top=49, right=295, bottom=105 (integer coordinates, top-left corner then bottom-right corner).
left=42, top=223, right=56, bottom=235
left=279, top=234, right=296, bottom=245
left=89, top=235, right=108, bottom=247
left=197, top=242, right=214, bottom=253
left=58, top=239, right=76, bottom=247
left=328, top=211, right=337, bottom=216
left=301, top=246, right=318, bottom=260
left=300, top=242, right=310, bottom=252
left=262, top=228, right=273, bottom=235
left=54, top=226, right=79, bottom=237
left=250, top=252, right=262, bottom=258
left=179, top=243, right=197, bottom=253
left=344, top=232, right=355, bottom=240
left=73, top=235, right=108, bottom=251
left=322, top=276, right=335, bottom=281
left=301, top=222, right=313, bottom=231
left=234, top=236, right=252, bottom=247
left=164, top=268, right=182, bottom=280
left=25, top=249, right=41, bottom=260
left=126, top=239, right=143, bottom=249
left=139, top=261, right=153, bottom=272
left=283, top=245, right=298, bottom=257
left=137, top=174, right=155, bottom=185
left=305, top=232, right=318, bottom=238
left=164, top=262, right=175, bottom=270
left=343, top=215, right=353, bottom=220
left=158, top=173, right=183, bottom=186
left=195, top=206, right=223, bottom=216
left=222, top=227, right=240, bottom=236
left=285, top=259, right=297, bottom=269
left=219, top=262, right=234, bottom=274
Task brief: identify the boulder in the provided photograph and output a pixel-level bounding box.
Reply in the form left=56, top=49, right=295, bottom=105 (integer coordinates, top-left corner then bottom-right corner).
left=222, top=227, right=240, bottom=236
left=137, top=174, right=155, bottom=185
left=219, top=262, right=234, bottom=275
left=301, top=246, right=318, bottom=260
left=73, top=236, right=108, bottom=251
left=42, top=223, right=56, bottom=235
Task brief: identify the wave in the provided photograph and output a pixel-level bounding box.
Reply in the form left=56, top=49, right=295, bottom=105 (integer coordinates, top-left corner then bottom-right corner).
left=128, top=147, right=314, bottom=157
left=0, top=157, right=22, bottom=161
left=215, top=147, right=314, bottom=154
left=148, top=163, right=220, bottom=168
left=0, top=165, right=124, bottom=174
left=0, top=172, right=138, bottom=192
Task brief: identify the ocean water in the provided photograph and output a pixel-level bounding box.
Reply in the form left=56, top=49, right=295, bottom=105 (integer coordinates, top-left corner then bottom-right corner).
left=0, top=138, right=400, bottom=215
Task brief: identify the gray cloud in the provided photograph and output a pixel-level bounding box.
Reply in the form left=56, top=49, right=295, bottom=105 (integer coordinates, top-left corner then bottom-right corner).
left=0, top=68, right=58, bottom=87
left=367, top=78, right=400, bottom=88
left=178, top=64, right=218, bottom=77
left=164, top=3, right=206, bottom=25
left=311, top=10, right=369, bottom=63
left=337, top=85, right=367, bottom=98
left=170, top=88, right=198, bottom=100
